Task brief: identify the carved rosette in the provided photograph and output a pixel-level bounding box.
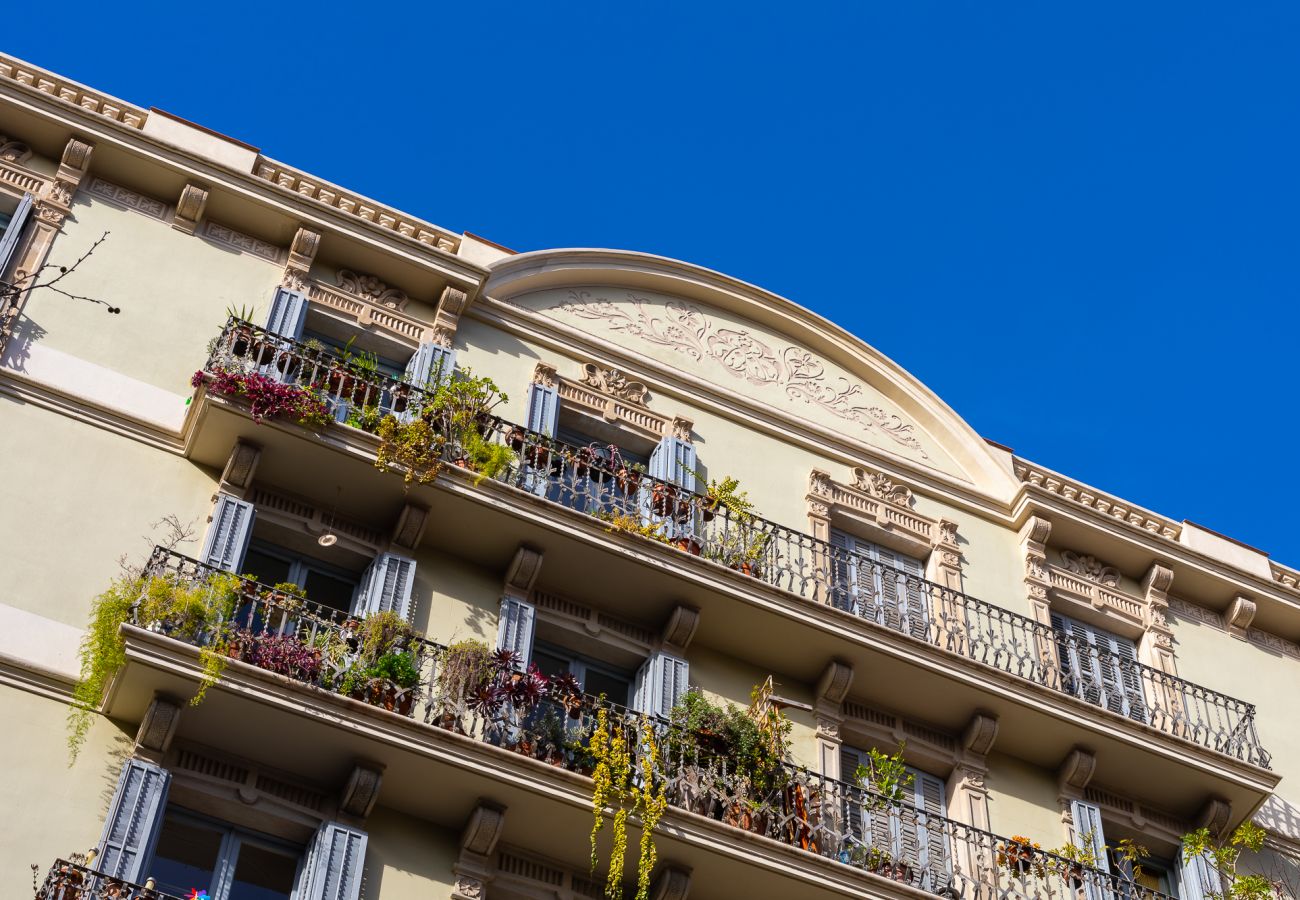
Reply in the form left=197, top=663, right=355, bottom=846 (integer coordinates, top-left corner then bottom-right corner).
left=852, top=466, right=913, bottom=507
left=339, top=269, right=408, bottom=310
left=452, top=876, right=484, bottom=899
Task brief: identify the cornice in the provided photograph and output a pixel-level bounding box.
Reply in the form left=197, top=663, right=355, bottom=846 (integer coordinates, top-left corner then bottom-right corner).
left=0, top=60, right=488, bottom=291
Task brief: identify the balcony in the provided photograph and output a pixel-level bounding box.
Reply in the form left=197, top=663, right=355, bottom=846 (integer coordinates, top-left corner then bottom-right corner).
left=34, top=857, right=187, bottom=900
left=104, top=550, right=1181, bottom=900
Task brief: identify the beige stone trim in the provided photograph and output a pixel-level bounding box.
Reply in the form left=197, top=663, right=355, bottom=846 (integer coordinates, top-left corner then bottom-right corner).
left=248, top=484, right=386, bottom=554
left=135, top=693, right=183, bottom=758
left=0, top=54, right=148, bottom=128
left=661, top=605, right=701, bottom=653
left=536, top=359, right=694, bottom=441
left=452, top=801, right=506, bottom=898
left=504, top=544, right=544, bottom=599
left=1015, top=461, right=1181, bottom=539
left=281, top=225, right=320, bottom=290
left=339, top=762, right=384, bottom=819
left=806, top=464, right=964, bottom=589
left=219, top=439, right=261, bottom=496
left=432, top=285, right=469, bottom=347
left=392, top=503, right=430, bottom=552
left=306, top=272, right=430, bottom=346
left=171, top=182, right=209, bottom=234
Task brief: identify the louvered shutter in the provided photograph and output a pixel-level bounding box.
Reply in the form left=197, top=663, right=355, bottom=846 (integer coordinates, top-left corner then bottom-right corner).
left=1053, top=613, right=1144, bottom=720
left=828, top=529, right=854, bottom=612
left=299, top=821, right=368, bottom=900
left=632, top=652, right=689, bottom=719
left=97, top=759, right=172, bottom=884
left=354, top=553, right=417, bottom=619
left=1071, top=799, right=1110, bottom=900
left=200, top=494, right=255, bottom=573
left=404, top=343, right=455, bottom=390
left=1177, top=848, right=1222, bottom=900
left=649, top=436, right=696, bottom=489
left=909, top=769, right=950, bottom=891
left=526, top=383, right=560, bottom=437
left=264, top=287, right=308, bottom=339
left=0, top=192, right=33, bottom=279
left=840, top=746, right=867, bottom=844
left=496, top=597, right=536, bottom=669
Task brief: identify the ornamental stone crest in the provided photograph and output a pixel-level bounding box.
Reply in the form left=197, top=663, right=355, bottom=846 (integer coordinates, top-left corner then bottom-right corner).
left=338, top=269, right=408, bottom=310
left=1059, top=550, right=1121, bottom=587
left=851, top=466, right=913, bottom=507
left=580, top=363, right=649, bottom=405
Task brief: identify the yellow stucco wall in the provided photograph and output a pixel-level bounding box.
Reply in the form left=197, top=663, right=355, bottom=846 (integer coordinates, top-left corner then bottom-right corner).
left=409, top=544, right=501, bottom=647
left=361, top=806, right=459, bottom=900
left=983, top=751, right=1068, bottom=847
left=31, top=194, right=283, bottom=394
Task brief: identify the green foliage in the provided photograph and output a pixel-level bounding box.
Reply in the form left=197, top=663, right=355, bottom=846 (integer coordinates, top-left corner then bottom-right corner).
left=593, top=511, right=672, bottom=544
left=69, top=577, right=139, bottom=760
left=457, top=428, right=517, bottom=484
left=852, top=742, right=914, bottom=804
left=225, top=304, right=256, bottom=322
left=437, top=639, right=494, bottom=701
left=1183, top=823, right=1281, bottom=900
left=375, top=415, right=445, bottom=486
left=365, top=652, right=420, bottom=688
left=357, top=610, right=414, bottom=664
left=345, top=403, right=384, bottom=433
left=666, top=685, right=792, bottom=796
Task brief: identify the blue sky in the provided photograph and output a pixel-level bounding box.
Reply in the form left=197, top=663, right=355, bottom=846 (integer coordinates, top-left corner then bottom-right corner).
left=7, top=3, right=1299, bottom=564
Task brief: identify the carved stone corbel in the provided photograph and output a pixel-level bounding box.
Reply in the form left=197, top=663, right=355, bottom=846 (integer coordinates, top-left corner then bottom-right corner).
left=1056, top=746, right=1097, bottom=796
left=532, top=362, right=558, bottom=389
left=504, top=545, right=543, bottom=598
left=453, top=801, right=506, bottom=898
left=135, top=694, right=182, bottom=755
left=1021, top=516, right=1053, bottom=621
left=172, top=183, right=209, bottom=234
left=661, top=606, right=700, bottom=653
left=1196, top=796, right=1232, bottom=840
left=649, top=865, right=692, bottom=900
left=282, top=226, right=320, bottom=291
left=432, top=285, right=469, bottom=347
left=339, top=762, right=384, bottom=819
left=815, top=660, right=854, bottom=707
left=1141, top=563, right=1177, bottom=666
left=961, top=711, right=999, bottom=757
left=219, top=440, right=261, bottom=495
left=668, top=416, right=694, bottom=441
left=392, top=503, right=430, bottom=551
left=1225, top=595, right=1256, bottom=640
left=813, top=660, right=853, bottom=780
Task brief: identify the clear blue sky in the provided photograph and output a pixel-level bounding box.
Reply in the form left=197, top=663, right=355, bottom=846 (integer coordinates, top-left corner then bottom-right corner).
left=7, top=3, right=1299, bottom=565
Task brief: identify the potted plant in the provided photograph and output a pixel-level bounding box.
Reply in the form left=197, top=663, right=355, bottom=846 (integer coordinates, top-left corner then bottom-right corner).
left=226, top=305, right=257, bottom=357
left=998, top=836, right=1042, bottom=876
left=434, top=640, right=494, bottom=731
left=614, top=461, right=644, bottom=496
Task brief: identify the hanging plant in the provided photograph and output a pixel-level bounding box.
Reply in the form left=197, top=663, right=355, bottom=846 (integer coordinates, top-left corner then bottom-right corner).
left=588, top=711, right=665, bottom=900
left=193, top=368, right=332, bottom=428
left=375, top=415, right=446, bottom=486
left=634, top=719, right=668, bottom=900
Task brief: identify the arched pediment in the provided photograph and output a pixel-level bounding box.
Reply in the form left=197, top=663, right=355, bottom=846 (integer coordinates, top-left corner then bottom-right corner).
left=483, top=249, right=1017, bottom=501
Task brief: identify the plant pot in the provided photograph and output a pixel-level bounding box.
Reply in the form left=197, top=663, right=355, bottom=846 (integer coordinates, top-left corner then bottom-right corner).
left=328, top=370, right=355, bottom=397
left=392, top=386, right=411, bottom=414
left=251, top=338, right=277, bottom=366
left=652, top=483, right=678, bottom=517
left=729, top=561, right=757, bottom=576
left=524, top=443, right=550, bottom=469
left=232, top=324, right=254, bottom=357
left=701, top=497, right=719, bottom=522
left=673, top=535, right=703, bottom=555
left=506, top=427, right=527, bottom=452
left=573, top=447, right=594, bottom=478
left=275, top=353, right=301, bottom=379
left=614, top=467, right=641, bottom=495
left=1065, top=864, right=1084, bottom=889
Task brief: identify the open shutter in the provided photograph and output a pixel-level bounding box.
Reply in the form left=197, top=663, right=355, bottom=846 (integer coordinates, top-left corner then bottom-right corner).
left=0, top=192, right=33, bottom=279
left=404, top=343, right=455, bottom=390
left=893, top=552, right=930, bottom=640
left=354, top=553, right=416, bottom=619
left=300, top=821, right=368, bottom=900
left=632, top=652, right=688, bottom=719
left=840, top=746, right=867, bottom=843
left=97, top=759, right=172, bottom=884
left=264, top=286, right=308, bottom=339
left=649, top=436, right=696, bottom=489
left=1177, top=848, right=1222, bottom=900
left=1100, top=629, right=1146, bottom=722
left=496, top=597, right=536, bottom=669
left=910, top=769, right=950, bottom=891
left=526, top=382, right=560, bottom=437
left=200, top=494, right=255, bottom=573
left=1071, top=799, right=1110, bottom=900
left=828, top=528, right=855, bottom=613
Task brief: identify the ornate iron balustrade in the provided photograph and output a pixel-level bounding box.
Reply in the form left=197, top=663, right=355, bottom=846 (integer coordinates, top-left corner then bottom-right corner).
left=199, top=322, right=1270, bottom=767
left=34, top=858, right=187, bottom=900
left=128, top=549, right=1180, bottom=900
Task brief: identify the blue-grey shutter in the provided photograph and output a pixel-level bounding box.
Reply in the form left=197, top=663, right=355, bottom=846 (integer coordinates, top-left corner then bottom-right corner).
left=300, top=821, right=368, bottom=900
left=264, top=287, right=308, bottom=338
left=1177, top=848, right=1221, bottom=900
left=909, top=768, right=950, bottom=891
left=0, top=192, right=33, bottom=279
left=649, top=437, right=696, bottom=489
left=200, top=494, right=256, bottom=573
left=496, top=597, right=536, bottom=669
left=829, top=528, right=854, bottom=611
left=404, top=343, right=455, bottom=389
left=633, top=652, right=689, bottom=718
left=354, top=553, right=416, bottom=619
left=1071, top=798, right=1110, bottom=900
left=97, top=759, right=172, bottom=884
left=526, top=383, right=560, bottom=437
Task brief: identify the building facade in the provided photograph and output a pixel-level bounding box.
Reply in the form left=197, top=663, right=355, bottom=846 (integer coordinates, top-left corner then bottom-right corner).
left=1, top=52, right=1297, bottom=900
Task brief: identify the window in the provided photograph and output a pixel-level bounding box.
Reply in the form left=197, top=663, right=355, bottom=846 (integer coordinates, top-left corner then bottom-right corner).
left=149, top=808, right=302, bottom=900
left=1051, top=612, right=1147, bottom=722
left=830, top=530, right=930, bottom=639
left=243, top=542, right=360, bottom=615
left=534, top=642, right=633, bottom=707
left=0, top=209, right=12, bottom=235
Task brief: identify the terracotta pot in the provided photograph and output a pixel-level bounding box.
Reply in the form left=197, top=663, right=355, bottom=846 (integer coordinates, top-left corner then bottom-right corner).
left=232, top=325, right=254, bottom=357
left=652, top=483, right=678, bottom=517
left=524, top=443, right=550, bottom=469
left=673, top=535, right=703, bottom=556
left=328, top=370, right=355, bottom=397
left=701, top=497, right=719, bottom=522
left=392, top=386, right=411, bottom=414
left=614, top=467, right=641, bottom=495
left=729, top=561, right=757, bottom=576
left=573, top=447, right=594, bottom=478
left=506, top=427, right=527, bottom=452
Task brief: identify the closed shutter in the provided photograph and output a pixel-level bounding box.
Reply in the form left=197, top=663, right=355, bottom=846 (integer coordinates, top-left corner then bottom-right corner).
left=840, top=746, right=868, bottom=844
left=1070, top=799, right=1109, bottom=900
left=96, top=759, right=172, bottom=884
left=299, top=821, right=368, bottom=900
left=835, top=533, right=928, bottom=635
left=404, top=343, right=456, bottom=390
left=1177, top=848, right=1222, bottom=900
left=200, top=494, right=256, bottom=573
left=496, top=597, right=536, bottom=669
left=354, top=553, right=416, bottom=619
left=0, top=192, right=33, bottom=279
left=526, top=383, right=560, bottom=437
left=1052, top=613, right=1145, bottom=721
left=840, top=745, right=900, bottom=861
left=828, top=528, right=854, bottom=612
left=632, top=652, right=689, bottom=719
left=264, top=287, right=308, bottom=339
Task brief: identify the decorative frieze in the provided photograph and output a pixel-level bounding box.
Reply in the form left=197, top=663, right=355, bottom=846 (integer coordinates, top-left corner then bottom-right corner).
left=339, top=763, right=383, bottom=818
left=87, top=177, right=168, bottom=221
left=1047, top=552, right=1144, bottom=624
left=306, top=277, right=426, bottom=344
left=338, top=269, right=408, bottom=310
left=203, top=221, right=285, bottom=264
left=537, top=359, right=691, bottom=441
left=580, top=364, right=649, bottom=405
left=0, top=55, right=148, bottom=128
left=0, top=136, right=32, bottom=164
left=1015, top=462, right=1181, bottom=539
left=1168, top=596, right=1300, bottom=660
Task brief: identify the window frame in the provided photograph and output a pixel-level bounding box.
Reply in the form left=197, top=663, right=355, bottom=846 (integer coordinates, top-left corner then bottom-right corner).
left=147, top=806, right=305, bottom=900
left=243, top=540, right=362, bottom=613
left=533, top=640, right=635, bottom=706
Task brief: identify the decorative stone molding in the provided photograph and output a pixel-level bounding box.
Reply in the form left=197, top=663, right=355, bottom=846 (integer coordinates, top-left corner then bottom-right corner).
left=0, top=135, right=33, bottom=164
left=254, top=160, right=460, bottom=252
left=280, top=226, right=319, bottom=291
left=172, top=183, right=209, bottom=234
left=168, top=744, right=328, bottom=815
left=815, top=660, right=855, bottom=707
left=1084, top=783, right=1193, bottom=845
left=250, top=485, right=385, bottom=553
left=805, top=465, right=963, bottom=589
left=432, top=285, right=469, bottom=347
left=649, top=865, right=692, bottom=900
left=1057, top=747, right=1097, bottom=796
left=1196, top=796, right=1232, bottom=840
left=203, top=221, right=285, bottom=264
left=0, top=55, right=148, bottom=128
left=86, top=177, right=169, bottom=222
left=1225, top=595, right=1257, bottom=639
left=961, top=712, right=999, bottom=756
left=1047, top=548, right=1144, bottom=627
left=1060, top=550, right=1121, bottom=587
left=536, top=358, right=694, bottom=441
left=451, top=876, right=483, bottom=899
left=135, top=694, right=182, bottom=755
left=504, top=545, right=544, bottom=598
left=1015, top=462, right=1181, bottom=539
left=1169, top=595, right=1300, bottom=661
left=0, top=153, right=47, bottom=200
left=580, top=364, right=649, bottom=405
left=36, top=138, right=97, bottom=229
left=532, top=587, right=657, bottom=649
left=338, top=269, right=408, bottom=310
left=453, top=801, right=506, bottom=898
left=339, top=762, right=384, bottom=818
left=391, top=503, right=429, bottom=552
left=307, top=276, right=427, bottom=345
left=661, top=605, right=700, bottom=652
left=219, top=439, right=261, bottom=495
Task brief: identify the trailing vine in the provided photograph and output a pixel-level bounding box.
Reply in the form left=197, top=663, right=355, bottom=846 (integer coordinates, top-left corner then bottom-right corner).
left=635, top=718, right=668, bottom=900
left=589, top=710, right=664, bottom=900
left=605, top=720, right=632, bottom=900
left=590, top=706, right=613, bottom=872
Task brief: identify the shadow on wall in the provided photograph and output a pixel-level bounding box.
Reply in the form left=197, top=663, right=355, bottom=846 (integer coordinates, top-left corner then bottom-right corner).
left=1, top=313, right=47, bottom=373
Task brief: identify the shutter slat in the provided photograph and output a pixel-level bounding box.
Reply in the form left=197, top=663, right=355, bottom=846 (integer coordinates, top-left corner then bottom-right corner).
left=200, top=494, right=256, bottom=573
left=496, top=597, right=536, bottom=668
left=1178, top=848, right=1222, bottom=900
left=354, top=553, right=416, bottom=619
left=526, top=383, right=560, bottom=437
left=97, top=759, right=171, bottom=884
left=264, top=287, right=308, bottom=339
left=301, top=821, right=368, bottom=900
left=0, top=192, right=34, bottom=279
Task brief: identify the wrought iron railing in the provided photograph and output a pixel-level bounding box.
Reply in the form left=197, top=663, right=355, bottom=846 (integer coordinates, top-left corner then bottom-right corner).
left=129, top=549, right=1177, bottom=900
left=34, top=858, right=187, bottom=900
left=200, top=321, right=1270, bottom=767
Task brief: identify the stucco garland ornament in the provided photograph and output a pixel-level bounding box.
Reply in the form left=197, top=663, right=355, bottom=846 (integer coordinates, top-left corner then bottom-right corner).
left=537, top=290, right=928, bottom=458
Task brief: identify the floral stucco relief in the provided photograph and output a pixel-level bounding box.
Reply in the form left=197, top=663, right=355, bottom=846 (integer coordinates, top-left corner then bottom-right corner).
left=529, top=289, right=929, bottom=459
